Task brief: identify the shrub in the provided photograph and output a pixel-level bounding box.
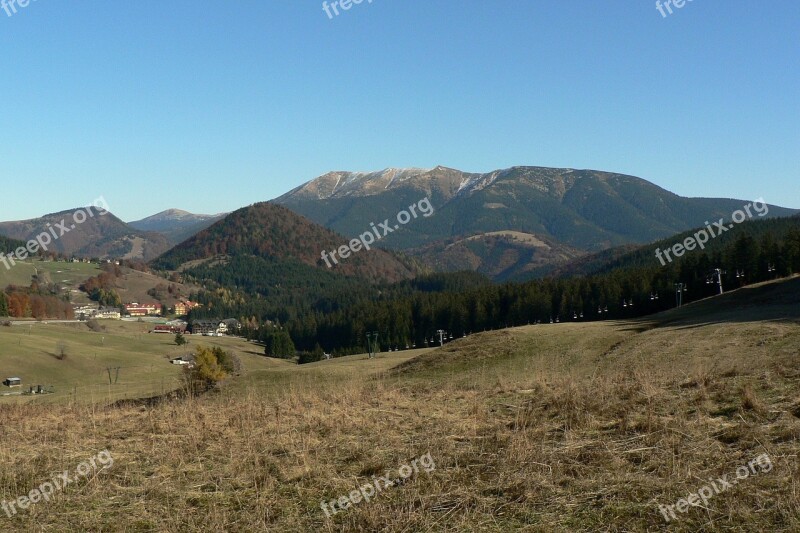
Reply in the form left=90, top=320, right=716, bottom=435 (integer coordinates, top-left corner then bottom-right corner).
left=86, top=319, right=105, bottom=332
left=183, top=346, right=240, bottom=393
left=298, top=344, right=326, bottom=365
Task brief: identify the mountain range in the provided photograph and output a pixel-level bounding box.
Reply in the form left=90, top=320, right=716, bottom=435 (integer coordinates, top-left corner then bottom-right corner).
left=275, top=166, right=798, bottom=280
left=1, top=165, right=796, bottom=281
left=0, top=208, right=224, bottom=263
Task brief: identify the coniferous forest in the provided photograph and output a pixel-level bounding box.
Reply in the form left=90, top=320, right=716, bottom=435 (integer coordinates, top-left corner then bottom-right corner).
left=178, top=218, right=800, bottom=358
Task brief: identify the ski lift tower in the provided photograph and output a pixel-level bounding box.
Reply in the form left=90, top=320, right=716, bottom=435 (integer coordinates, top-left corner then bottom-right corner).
left=674, top=283, right=687, bottom=307
left=366, top=331, right=379, bottom=359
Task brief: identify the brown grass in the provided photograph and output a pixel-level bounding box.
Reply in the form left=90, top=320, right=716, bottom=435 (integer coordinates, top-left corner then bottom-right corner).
left=1, top=280, right=799, bottom=531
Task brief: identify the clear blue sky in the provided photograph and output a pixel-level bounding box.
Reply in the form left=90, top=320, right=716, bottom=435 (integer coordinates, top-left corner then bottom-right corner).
left=1, top=1, right=798, bottom=221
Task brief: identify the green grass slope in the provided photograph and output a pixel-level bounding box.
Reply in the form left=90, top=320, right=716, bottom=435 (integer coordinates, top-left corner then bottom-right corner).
left=0, top=320, right=278, bottom=404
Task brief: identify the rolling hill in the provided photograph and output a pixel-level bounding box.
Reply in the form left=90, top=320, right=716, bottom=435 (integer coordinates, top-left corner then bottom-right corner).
left=2, top=276, right=798, bottom=531
left=409, top=230, right=586, bottom=282
left=0, top=208, right=171, bottom=262
left=151, top=202, right=414, bottom=284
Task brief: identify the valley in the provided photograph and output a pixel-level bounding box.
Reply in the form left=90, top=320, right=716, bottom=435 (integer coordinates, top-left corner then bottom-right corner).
left=1, top=277, right=797, bottom=530
left=2, top=6, right=796, bottom=531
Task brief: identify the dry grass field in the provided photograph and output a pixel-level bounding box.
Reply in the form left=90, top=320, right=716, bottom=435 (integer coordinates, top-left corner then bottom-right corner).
left=1, top=278, right=799, bottom=531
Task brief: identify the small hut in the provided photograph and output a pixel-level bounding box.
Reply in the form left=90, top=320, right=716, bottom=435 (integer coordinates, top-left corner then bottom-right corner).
left=3, top=377, right=22, bottom=388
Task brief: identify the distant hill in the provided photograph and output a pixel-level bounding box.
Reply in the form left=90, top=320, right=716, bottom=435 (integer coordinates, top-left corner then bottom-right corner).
left=276, top=166, right=798, bottom=280
left=409, top=231, right=586, bottom=282
left=0, top=208, right=171, bottom=261
left=549, top=216, right=800, bottom=279
left=151, top=202, right=414, bottom=284
left=129, top=209, right=227, bottom=245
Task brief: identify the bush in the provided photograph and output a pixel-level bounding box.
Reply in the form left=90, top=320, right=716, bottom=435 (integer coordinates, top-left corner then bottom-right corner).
left=212, top=346, right=241, bottom=375
left=298, top=344, right=326, bottom=365
left=184, top=346, right=240, bottom=393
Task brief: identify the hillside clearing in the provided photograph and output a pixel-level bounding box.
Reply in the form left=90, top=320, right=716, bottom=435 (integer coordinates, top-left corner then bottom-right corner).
left=0, top=278, right=798, bottom=530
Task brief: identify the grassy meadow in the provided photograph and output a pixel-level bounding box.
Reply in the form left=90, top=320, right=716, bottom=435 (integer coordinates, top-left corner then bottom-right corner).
left=0, top=278, right=798, bottom=531
left=0, top=259, right=100, bottom=298
left=0, top=320, right=281, bottom=404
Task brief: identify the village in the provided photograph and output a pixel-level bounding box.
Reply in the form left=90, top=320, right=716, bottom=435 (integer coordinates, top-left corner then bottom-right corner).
left=1, top=296, right=243, bottom=394
left=70, top=300, right=241, bottom=336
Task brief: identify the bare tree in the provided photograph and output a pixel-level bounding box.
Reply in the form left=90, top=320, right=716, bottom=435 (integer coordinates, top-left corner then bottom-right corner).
left=56, top=341, right=68, bottom=360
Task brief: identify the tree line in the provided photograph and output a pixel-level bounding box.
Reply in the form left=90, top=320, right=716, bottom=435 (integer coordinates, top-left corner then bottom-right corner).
left=181, top=218, right=800, bottom=357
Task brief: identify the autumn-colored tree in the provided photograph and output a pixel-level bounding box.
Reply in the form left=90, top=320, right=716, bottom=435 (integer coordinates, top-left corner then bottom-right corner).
left=184, top=345, right=236, bottom=394
left=7, top=293, right=30, bottom=318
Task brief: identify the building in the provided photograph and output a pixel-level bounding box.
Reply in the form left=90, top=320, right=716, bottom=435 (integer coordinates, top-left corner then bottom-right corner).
left=124, top=303, right=162, bottom=317
left=96, top=307, right=121, bottom=320
left=174, top=300, right=202, bottom=317
left=152, top=324, right=185, bottom=334
left=170, top=355, right=194, bottom=367
left=72, top=304, right=99, bottom=320
left=221, top=318, right=241, bottom=333
left=3, top=377, right=21, bottom=388
left=189, top=319, right=225, bottom=336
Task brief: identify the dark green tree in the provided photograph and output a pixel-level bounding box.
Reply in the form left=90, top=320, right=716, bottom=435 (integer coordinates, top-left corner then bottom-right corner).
left=263, top=330, right=296, bottom=359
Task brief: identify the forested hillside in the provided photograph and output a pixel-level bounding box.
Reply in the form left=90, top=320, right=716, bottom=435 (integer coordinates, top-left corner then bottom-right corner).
left=185, top=218, right=800, bottom=356
left=153, top=202, right=415, bottom=284
left=553, top=216, right=800, bottom=277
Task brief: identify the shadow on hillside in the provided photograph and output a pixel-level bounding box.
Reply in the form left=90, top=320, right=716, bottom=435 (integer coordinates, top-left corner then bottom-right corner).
left=109, top=387, right=189, bottom=409
left=633, top=276, right=800, bottom=331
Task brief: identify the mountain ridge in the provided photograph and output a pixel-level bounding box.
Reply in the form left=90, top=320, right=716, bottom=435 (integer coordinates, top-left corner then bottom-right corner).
left=0, top=207, right=171, bottom=261
left=275, top=165, right=798, bottom=280
left=129, top=209, right=228, bottom=245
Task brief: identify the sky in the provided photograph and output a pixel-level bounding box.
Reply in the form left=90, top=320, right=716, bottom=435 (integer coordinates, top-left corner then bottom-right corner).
left=0, top=1, right=798, bottom=222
